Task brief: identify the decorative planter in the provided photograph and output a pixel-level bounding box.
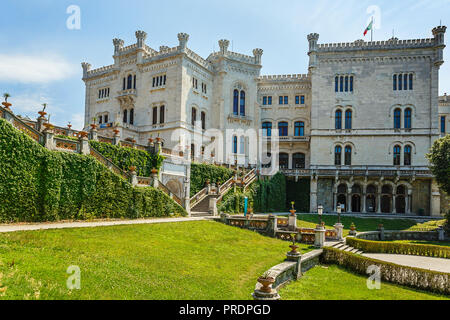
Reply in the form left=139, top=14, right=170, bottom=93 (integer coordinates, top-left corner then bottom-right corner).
left=79, top=131, right=89, bottom=138
left=67, top=124, right=72, bottom=130
left=43, top=123, right=54, bottom=130
left=151, top=168, right=158, bottom=175
left=289, top=209, right=297, bottom=216
left=2, top=102, right=12, bottom=110
left=156, top=137, right=162, bottom=143
left=257, top=277, right=275, bottom=293
left=38, top=111, right=47, bottom=117
left=113, top=129, right=120, bottom=135
left=289, top=245, right=299, bottom=254
left=129, top=166, right=137, bottom=172
left=90, top=124, right=97, bottom=130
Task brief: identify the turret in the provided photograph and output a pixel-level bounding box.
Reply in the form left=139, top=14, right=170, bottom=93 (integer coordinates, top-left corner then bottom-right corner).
left=432, top=25, right=446, bottom=67
left=218, top=39, right=230, bottom=55
left=307, top=33, right=320, bottom=70
left=253, top=48, right=263, bottom=65
left=81, top=62, right=91, bottom=79
left=178, top=33, right=190, bottom=51
left=135, top=30, right=147, bottom=49
left=113, top=38, right=124, bottom=55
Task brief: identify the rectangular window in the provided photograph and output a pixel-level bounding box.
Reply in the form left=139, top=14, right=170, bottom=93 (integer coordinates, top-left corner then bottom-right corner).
left=409, top=74, right=413, bottom=90
left=295, top=96, right=300, bottom=105
left=160, top=106, right=165, bottom=124
left=104, top=114, right=108, bottom=123
left=268, top=96, right=272, bottom=105
left=442, top=116, right=446, bottom=133
left=284, top=96, right=288, bottom=105
left=335, top=77, right=339, bottom=92
left=152, top=107, right=158, bottom=125
left=99, top=115, right=102, bottom=124
left=279, top=96, right=283, bottom=105
left=345, top=76, right=349, bottom=92
left=393, top=75, right=397, bottom=91
left=399, top=74, right=403, bottom=90
left=350, top=77, right=353, bottom=92
left=301, top=96, right=305, bottom=104
left=263, top=97, right=267, bottom=105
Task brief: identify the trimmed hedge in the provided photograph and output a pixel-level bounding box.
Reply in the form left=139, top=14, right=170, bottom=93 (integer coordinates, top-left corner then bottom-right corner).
left=321, top=247, right=450, bottom=295
left=190, top=163, right=234, bottom=197
left=254, top=172, right=286, bottom=213
left=218, top=184, right=257, bottom=214
left=347, top=237, right=450, bottom=259
left=0, top=119, right=186, bottom=222
left=89, top=140, right=164, bottom=177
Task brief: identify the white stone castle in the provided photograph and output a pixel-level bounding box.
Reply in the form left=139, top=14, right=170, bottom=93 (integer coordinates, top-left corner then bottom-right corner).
left=82, top=26, right=448, bottom=217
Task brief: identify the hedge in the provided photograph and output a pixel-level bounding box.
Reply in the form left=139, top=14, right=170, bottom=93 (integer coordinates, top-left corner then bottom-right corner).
left=0, top=118, right=186, bottom=222
left=253, top=172, right=286, bottom=213
left=321, top=247, right=450, bottom=295
left=89, top=140, right=164, bottom=177
left=347, top=237, right=450, bottom=259
left=190, top=163, right=234, bottom=197
left=218, top=184, right=257, bottom=214
left=286, top=178, right=310, bottom=212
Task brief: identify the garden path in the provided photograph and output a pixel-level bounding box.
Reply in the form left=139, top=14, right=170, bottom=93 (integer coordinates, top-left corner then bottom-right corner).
left=362, top=253, right=450, bottom=273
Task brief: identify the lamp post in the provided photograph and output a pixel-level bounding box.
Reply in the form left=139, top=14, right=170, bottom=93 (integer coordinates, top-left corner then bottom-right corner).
left=318, top=205, right=323, bottom=226
left=337, top=203, right=341, bottom=224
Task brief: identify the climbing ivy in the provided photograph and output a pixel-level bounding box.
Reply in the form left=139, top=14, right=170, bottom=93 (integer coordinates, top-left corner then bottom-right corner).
left=253, top=172, right=286, bottom=213
left=0, top=119, right=185, bottom=222
left=89, top=140, right=164, bottom=177
left=190, top=163, right=234, bottom=197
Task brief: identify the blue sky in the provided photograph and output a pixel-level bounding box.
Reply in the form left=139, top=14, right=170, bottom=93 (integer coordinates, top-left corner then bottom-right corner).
left=1, top=0, right=449, bottom=129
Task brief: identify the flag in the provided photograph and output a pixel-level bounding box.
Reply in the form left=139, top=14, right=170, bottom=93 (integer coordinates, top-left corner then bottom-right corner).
left=364, top=20, right=373, bottom=36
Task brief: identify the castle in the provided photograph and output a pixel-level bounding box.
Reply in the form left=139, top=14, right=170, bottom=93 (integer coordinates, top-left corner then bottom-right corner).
left=81, top=26, right=448, bottom=216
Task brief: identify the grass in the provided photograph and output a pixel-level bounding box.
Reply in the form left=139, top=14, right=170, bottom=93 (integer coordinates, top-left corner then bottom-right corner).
left=0, top=220, right=312, bottom=300
left=279, top=265, right=449, bottom=300
left=295, top=214, right=445, bottom=236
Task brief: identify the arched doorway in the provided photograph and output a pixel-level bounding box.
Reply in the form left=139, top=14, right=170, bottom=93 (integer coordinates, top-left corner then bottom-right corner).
left=381, top=185, right=392, bottom=213
left=351, top=184, right=362, bottom=213
left=366, top=185, right=376, bottom=213
left=396, top=185, right=406, bottom=214
left=166, top=179, right=182, bottom=199
left=337, top=184, right=347, bottom=212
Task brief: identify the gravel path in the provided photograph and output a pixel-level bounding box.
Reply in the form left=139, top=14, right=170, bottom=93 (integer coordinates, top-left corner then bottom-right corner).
left=362, top=253, right=450, bottom=273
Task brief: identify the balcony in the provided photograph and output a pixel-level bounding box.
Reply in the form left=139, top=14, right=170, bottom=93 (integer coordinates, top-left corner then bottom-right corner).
left=280, top=166, right=433, bottom=178
left=264, top=135, right=310, bottom=143
left=227, top=113, right=253, bottom=125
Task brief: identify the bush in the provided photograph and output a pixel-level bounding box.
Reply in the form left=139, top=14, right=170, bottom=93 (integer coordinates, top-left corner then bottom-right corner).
left=0, top=119, right=186, bottom=222
left=254, top=172, right=286, bottom=213
left=321, top=247, right=450, bottom=294
left=218, top=184, right=257, bottom=214
left=190, top=163, right=234, bottom=197
left=346, top=237, right=450, bottom=259
left=89, top=140, right=164, bottom=177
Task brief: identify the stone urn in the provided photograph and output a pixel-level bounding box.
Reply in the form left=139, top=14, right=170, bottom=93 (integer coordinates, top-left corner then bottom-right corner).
left=151, top=168, right=158, bottom=175
left=79, top=131, right=89, bottom=138
left=90, top=124, right=97, bottom=130
left=156, top=137, right=162, bottom=143
left=113, top=129, right=120, bottom=135
left=38, top=111, right=47, bottom=118
left=289, top=244, right=299, bottom=254
left=257, top=277, right=275, bottom=293
left=43, top=122, right=54, bottom=130
left=129, top=166, right=137, bottom=173
left=67, top=124, right=72, bottom=130
left=2, top=102, right=12, bottom=110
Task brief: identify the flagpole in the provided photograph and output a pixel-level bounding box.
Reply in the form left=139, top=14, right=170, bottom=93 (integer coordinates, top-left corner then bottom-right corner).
left=371, top=17, right=374, bottom=42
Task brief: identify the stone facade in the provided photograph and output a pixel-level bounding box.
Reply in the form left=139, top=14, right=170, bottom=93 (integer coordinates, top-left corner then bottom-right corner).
left=82, top=26, right=448, bottom=216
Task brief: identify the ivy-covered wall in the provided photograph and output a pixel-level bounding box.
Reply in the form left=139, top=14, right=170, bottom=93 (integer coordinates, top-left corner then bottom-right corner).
left=218, top=185, right=257, bottom=214
left=253, top=172, right=287, bottom=213
left=0, top=119, right=186, bottom=222
left=190, top=163, right=234, bottom=197
left=89, top=140, right=164, bottom=177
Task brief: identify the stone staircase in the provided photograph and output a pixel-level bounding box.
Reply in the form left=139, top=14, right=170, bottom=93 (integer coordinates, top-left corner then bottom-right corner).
left=327, top=241, right=364, bottom=255
left=190, top=195, right=215, bottom=217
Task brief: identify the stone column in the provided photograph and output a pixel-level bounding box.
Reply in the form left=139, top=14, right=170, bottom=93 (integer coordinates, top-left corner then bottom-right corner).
left=333, top=192, right=337, bottom=212
left=37, top=113, right=47, bottom=132
left=90, top=127, right=98, bottom=141
left=362, top=193, right=367, bottom=213
left=209, top=197, right=218, bottom=216
left=406, top=192, right=411, bottom=215
left=438, top=226, right=445, bottom=241
left=113, top=129, right=121, bottom=145
left=347, top=191, right=352, bottom=213
left=431, top=180, right=442, bottom=217
left=43, top=127, right=55, bottom=150
left=310, top=178, right=318, bottom=213
left=268, top=214, right=277, bottom=237
left=392, top=195, right=396, bottom=214
left=377, top=193, right=382, bottom=214
left=155, top=138, right=162, bottom=155
left=288, top=213, right=297, bottom=231
left=314, top=225, right=326, bottom=248
left=79, top=133, right=90, bottom=155
left=379, top=225, right=385, bottom=241
left=151, top=170, right=159, bottom=188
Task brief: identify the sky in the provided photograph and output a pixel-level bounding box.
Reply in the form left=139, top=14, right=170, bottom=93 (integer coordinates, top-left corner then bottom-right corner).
left=1, top=0, right=449, bottom=130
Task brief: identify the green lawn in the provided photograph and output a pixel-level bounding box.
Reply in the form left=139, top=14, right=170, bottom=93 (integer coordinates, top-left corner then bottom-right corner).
left=295, top=214, right=445, bottom=236
left=0, top=221, right=310, bottom=300
left=279, top=265, right=449, bottom=300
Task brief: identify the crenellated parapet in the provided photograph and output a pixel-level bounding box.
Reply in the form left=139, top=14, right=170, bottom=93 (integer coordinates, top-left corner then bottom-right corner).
left=218, top=39, right=230, bottom=55
left=257, top=74, right=310, bottom=82
left=253, top=48, right=263, bottom=65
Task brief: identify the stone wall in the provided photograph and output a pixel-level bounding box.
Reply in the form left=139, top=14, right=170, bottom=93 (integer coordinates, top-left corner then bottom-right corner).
left=412, top=180, right=431, bottom=215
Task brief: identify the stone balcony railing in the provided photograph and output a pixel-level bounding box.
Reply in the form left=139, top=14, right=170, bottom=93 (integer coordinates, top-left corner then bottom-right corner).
left=280, top=166, right=433, bottom=178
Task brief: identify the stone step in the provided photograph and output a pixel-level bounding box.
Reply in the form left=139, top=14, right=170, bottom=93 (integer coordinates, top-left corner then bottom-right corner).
left=339, top=245, right=350, bottom=251
left=344, top=246, right=355, bottom=252
left=334, top=243, right=347, bottom=249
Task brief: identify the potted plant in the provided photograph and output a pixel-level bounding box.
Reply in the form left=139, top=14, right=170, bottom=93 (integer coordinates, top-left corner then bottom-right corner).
left=151, top=168, right=158, bottom=175
left=257, top=271, right=275, bottom=293
left=290, top=201, right=296, bottom=216
left=38, top=103, right=47, bottom=117
left=129, top=166, right=137, bottom=173
left=2, top=93, right=12, bottom=109
left=289, top=233, right=299, bottom=253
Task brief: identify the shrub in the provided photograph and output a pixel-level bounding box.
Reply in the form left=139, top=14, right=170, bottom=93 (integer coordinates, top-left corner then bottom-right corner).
left=346, top=237, right=450, bottom=259
left=89, top=140, right=164, bottom=177
left=0, top=119, right=186, bottom=222
left=254, top=172, right=286, bottom=213
left=190, top=163, right=234, bottom=197
left=218, top=184, right=257, bottom=214
left=321, top=247, right=450, bottom=294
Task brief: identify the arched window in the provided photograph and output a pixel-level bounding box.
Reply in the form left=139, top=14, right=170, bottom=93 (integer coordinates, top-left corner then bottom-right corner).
left=404, top=108, right=412, bottom=129
left=335, top=146, right=342, bottom=165
left=393, top=145, right=401, bottom=166
left=123, top=78, right=126, bottom=90
left=340, top=76, right=344, bottom=92
left=160, top=106, right=165, bottom=124
left=123, top=109, right=128, bottom=123
left=335, top=76, right=339, bottom=92
left=294, top=121, right=305, bottom=137
left=398, top=74, right=403, bottom=90
left=127, top=75, right=133, bottom=90
left=404, top=145, right=412, bottom=166
left=345, top=76, right=349, bottom=92
left=335, top=110, right=342, bottom=129
left=233, top=90, right=239, bottom=115
left=191, top=108, right=197, bottom=126
left=345, top=110, right=352, bottom=129
left=152, top=107, right=158, bottom=125
left=279, top=153, right=289, bottom=169
left=262, top=122, right=272, bottom=137
left=240, top=91, right=246, bottom=116
left=345, top=146, right=352, bottom=166
left=129, top=109, right=134, bottom=125
left=278, top=122, right=288, bottom=137
left=393, top=75, right=397, bottom=91
left=394, top=109, right=401, bottom=129
left=201, top=111, right=206, bottom=130
left=293, top=153, right=306, bottom=169
left=232, top=136, right=238, bottom=154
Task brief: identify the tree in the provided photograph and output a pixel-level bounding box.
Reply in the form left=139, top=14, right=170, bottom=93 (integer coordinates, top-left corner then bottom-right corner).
left=427, top=135, right=450, bottom=194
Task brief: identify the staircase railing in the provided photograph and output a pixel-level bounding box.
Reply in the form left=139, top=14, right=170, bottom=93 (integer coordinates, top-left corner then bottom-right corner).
left=190, top=187, right=208, bottom=209
left=89, top=147, right=130, bottom=180
left=158, top=181, right=184, bottom=206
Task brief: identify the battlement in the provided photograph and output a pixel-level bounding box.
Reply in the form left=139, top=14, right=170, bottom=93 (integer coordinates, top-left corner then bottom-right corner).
left=316, top=37, right=436, bottom=53
left=86, top=64, right=115, bottom=78
left=258, top=74, right=310, bottom=81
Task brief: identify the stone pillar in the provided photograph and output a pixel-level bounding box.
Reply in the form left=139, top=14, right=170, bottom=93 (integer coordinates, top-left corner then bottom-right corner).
left=347, top=190, right=352, bottom=213
left=155, top=138, right=162, bottom=155
left=379, top=225, right=385, bottom=241
left=406, top=191, right=411, bottom=215
left=37, top=113, right=47, bottom=132
left=392, top=195, right=397, bottom=214
left=431, top=180, right=442, bottom=217
left=437, top=226, right=445, bottom=241
left=79, top=133, right=90, bottom=155
left=43, top=128, right=55, bottom=150
left=113, top=130, right=121, bottom=145
left=333, top=192, right=337, bottom=211
left=334, top=223, right=344, bottom=241
left=377, top=193, right=382, bottom=214
left=90, top=127, right=98, bottom=141
left=314, top=225, right=326, bottom=248
left=310, top=178, right=318, bottom=213
left=268, top=214, right=277, bottom=237
left=362, top=193, right=367, bottom=213
left=151, top=170, right=159, bottom=188
left=209, top=197, right=218, bottom=216
left=130, top=170, right=138, bottom=187
left=288, top=214, right=297, bottom=231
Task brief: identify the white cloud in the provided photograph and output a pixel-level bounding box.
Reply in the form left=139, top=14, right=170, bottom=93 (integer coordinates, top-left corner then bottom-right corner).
left=69, top=113, right=85, bottom=131
left=0, top=54, right=76, bottom=84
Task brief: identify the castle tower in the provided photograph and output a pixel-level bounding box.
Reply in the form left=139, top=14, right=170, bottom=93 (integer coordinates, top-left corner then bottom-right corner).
left=307, top=33, right=319, bottom=70
left=253, top=48, right=263, bottom=65
left=178, top=33, right=190, bottom=51
left=218, top=39, right=229, bottom=55
left=432, top=25, right=447, bottom=67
